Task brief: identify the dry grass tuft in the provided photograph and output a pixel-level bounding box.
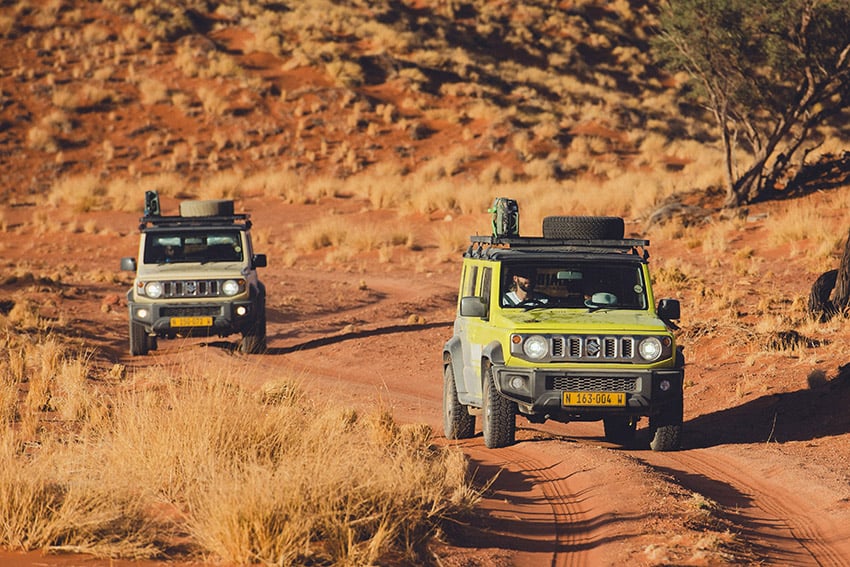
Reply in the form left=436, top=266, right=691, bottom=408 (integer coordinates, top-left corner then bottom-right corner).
left=0, top=334, right=479, bottom=563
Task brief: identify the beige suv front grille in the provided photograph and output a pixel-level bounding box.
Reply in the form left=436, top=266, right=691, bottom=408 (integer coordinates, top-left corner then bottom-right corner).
left=162, top=280, right=220, bottom=298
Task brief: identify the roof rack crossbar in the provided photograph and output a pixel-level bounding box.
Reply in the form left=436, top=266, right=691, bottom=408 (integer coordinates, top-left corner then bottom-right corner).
left=469, top=235, right=649, bottom=248
left=138, top=213, right=252, bottom=230
left=466, top=235, right=650, bottom=260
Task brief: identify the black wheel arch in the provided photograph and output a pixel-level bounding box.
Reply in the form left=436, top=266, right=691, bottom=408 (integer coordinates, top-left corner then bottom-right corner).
left=480, top=341, right=506, bottom=391
left=443, top=336, right=464, bottom=377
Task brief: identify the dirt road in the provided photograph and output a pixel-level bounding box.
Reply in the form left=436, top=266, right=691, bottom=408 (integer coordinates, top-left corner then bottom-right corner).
left=227, top=270, right=850, bottom=566
left=3, top=201, right=850, bottom=566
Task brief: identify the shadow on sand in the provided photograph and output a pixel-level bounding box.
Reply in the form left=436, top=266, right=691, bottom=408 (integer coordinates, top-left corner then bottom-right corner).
left=683, top=363, right=850, bottom=449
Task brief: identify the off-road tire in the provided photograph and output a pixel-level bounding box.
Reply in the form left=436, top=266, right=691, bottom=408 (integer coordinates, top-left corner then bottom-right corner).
left=649, top=402, right=683, bottom=451
left=482, top=367, right=516, bottom=448
left=179, top=199, right=234, bottom=217
left=129, top=320, right=149, bottom=356
left=603, top=416, right=637, bottom=447
left=443, top=362, right=475, bottom=440
left=542, top=216, right=625, bottom=240
left=241, top=311, right=267, bottom=354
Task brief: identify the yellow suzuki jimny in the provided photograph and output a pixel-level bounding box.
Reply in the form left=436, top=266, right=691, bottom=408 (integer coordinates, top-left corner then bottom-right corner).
left=443, top=199, right=684, bottom=450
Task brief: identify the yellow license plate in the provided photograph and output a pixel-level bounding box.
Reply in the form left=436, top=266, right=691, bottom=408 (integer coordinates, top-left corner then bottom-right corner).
left=563, top=391, right=626, bottom=407
left=170, top=316, right=213, bottom=327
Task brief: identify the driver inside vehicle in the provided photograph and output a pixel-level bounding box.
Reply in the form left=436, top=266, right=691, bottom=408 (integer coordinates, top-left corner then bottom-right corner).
left=503, top=267, right=548, bottom=307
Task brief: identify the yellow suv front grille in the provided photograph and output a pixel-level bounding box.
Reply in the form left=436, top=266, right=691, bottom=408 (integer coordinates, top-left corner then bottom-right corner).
left=552, top=336, right=636, bottom=361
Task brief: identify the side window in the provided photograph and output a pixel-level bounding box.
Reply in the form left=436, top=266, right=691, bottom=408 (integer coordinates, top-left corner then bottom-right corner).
left=463, top=265, right=478, bottom=297
left=480, top=267, right=492, bottom=302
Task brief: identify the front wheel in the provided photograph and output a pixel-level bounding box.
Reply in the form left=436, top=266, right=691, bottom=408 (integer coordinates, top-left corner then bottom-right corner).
left=443, top=362, right=475, bottom=440
left=129, top=321, right=150, bottom=356
left=649, top=402, right=683, bottom=451
left=482, top=367, right=516, bottom=448
left=241, top=312, right=267, bottom=354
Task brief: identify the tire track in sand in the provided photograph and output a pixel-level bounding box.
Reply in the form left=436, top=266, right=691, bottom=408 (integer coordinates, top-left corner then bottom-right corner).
left=460, top=440, right=620, bottom=567
left=641, top=447, right=850, bottom=566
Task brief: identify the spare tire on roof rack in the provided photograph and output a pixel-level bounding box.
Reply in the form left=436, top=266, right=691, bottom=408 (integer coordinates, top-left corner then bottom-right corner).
left=542, top=216, right=625, bottom=240
left=180, top=199, right=234, bottom=217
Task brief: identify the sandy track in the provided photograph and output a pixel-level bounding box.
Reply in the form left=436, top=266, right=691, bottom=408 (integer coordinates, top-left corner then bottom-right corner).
left=639, top=447, right=850, bottom=566
left=6, top=242, right=850, bottom=565
left=265, top=271, right=850, bottom=565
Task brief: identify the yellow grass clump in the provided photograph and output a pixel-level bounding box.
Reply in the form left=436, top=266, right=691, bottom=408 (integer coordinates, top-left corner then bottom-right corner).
left=0, top=332, right=480, bottom=564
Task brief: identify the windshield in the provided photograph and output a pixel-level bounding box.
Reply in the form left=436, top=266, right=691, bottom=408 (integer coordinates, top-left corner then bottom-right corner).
left=501, top=262, right=647, bottom=309
left=144, top=230, right=244, bottom=264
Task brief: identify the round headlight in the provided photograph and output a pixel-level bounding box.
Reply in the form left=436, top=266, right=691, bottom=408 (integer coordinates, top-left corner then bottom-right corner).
left=221, top=279, right=240, bottom=296
left=522, top=335, right=549, bottom=360
left=144, top=281, right=163, bottom=298
left=639, top=337, right=663, bottom=361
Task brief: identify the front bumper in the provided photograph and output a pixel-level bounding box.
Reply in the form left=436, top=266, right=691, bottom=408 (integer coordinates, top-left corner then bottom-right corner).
left=491, top=365, right=683, bottom=419
left=128, top=298, right=257, bottom=337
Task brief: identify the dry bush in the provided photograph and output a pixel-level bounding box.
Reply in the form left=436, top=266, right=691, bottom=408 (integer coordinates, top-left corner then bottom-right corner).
left=7, top=297, right=50, bottom=332
left=651, top=258, right=697, bottom=294
left=402, top=178, right=459, bottom=216
left=325, top=58, right=364, bottom=88
left=249, top=168, right=306, bottom=203
left=767, top=198, right=846, bottom=262
left=26, top=125, right=59, bottom=152
left=0, top=335, right=25, bottom=424
left=48, top=174, right=107, bottom=212
left=48, top=172, right=193, bottom=214
left=700, top=220, right=735, bottom=255
left=197, top=86, right=228, bottom=117
left=301, top=176, right=351, bottom=202
left=138, top=77, right=168, bottom=105
left=434, top=219, right=474, bottom=262
left=82, top=22, right=111, bottom=44
left=292, top=215, right=348, bottom=251
left=478, top=162, right=516, bottom=185
left=27, top=110, right=74, bottom=152
left=0, top=14, right=16, bottom=37
left=289, top=211, right=418, bottom=260
left=0, top=341, right=479, bottom=564
left=352, top=163, right=408, bottom=209
left=243, top=20, right=282, bottom=55
left=78, top=84, right=117, bottom=108
left=109, top=173, right=191, bottom=210
left=523, top=156, right=558, bottom=180
left=196, top=170, right=245, bottom=201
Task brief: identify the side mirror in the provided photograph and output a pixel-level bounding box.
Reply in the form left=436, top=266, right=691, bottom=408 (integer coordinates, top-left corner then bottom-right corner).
left=657, top=298, right=681, bottom=321
left=120, top=257, right=137, bottom=272
left=253, top=254, right=267, bottom=268
left=460, top=296, right=487, bottom=318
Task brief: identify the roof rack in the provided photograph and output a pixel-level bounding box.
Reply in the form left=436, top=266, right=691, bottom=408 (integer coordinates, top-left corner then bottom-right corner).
left=466, top=235, right=650, bottom=259
left=138, top=213, right=252, bottom=231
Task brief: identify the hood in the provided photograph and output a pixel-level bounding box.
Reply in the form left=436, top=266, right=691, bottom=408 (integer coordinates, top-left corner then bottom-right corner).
left=492, top=308, right=670, bottom=334
left=136, top=262, right=246, bottom=280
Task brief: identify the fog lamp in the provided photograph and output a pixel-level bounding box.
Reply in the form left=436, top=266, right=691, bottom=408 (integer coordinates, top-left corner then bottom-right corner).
left=509, top=376, right=526, bottom=390
left=659, top=379, right=671, bottom=392
left=236, top=305, right=248, bottom=316
left=136, top=308, right=149, bottom=319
